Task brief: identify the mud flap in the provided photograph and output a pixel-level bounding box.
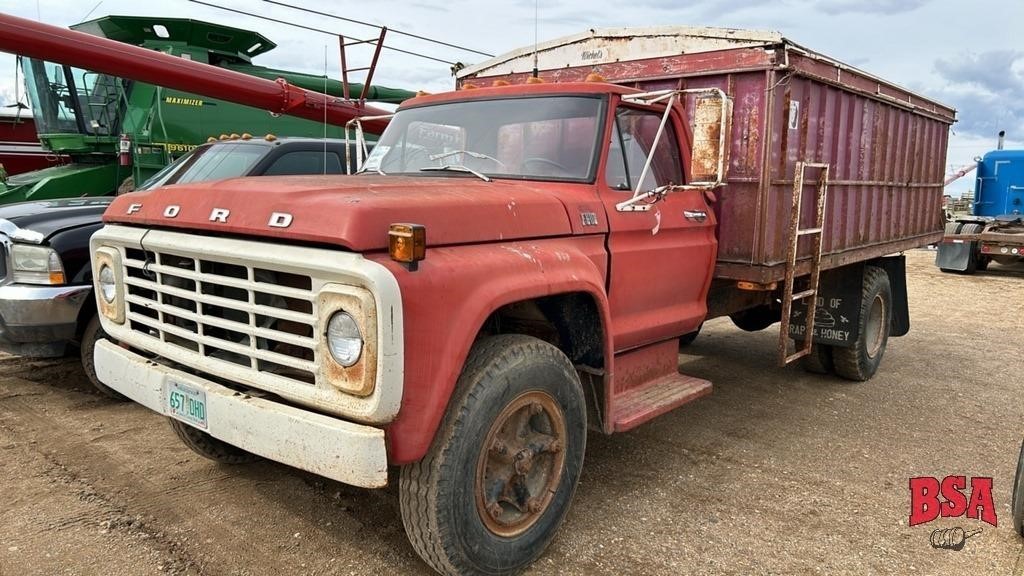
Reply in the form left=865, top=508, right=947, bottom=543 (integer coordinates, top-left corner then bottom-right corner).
left=935, top=241, right=973, bottom=271
left=787, top=265, right=863, bottom=348
left=874, top=255, right=910, bottom=337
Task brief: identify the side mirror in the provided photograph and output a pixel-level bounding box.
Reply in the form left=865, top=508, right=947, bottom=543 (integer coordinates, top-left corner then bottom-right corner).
left=616, top=88, right=732, bottom=212
left=688, top=91, right=732, bottom=186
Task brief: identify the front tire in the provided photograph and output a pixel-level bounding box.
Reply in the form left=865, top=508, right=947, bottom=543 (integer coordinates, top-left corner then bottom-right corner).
left=169, top=419, right=260, bottom=464
left=400, top=335, right=587, bottom=576
left=832, top=266, right=891, bottom=381
left=80, top=314, right=126, bottom=400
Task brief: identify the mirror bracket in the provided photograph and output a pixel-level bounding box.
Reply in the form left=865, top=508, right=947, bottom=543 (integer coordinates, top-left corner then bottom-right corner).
left=616, top=88, right=732, bottom=213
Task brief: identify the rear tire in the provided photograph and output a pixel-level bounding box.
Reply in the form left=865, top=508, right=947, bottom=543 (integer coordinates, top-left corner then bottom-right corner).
left=833, top=266, right=891, bottom=381
left=799, top=341, right=834, bottom=375
left=169, top=419, right=261, bottom=464
left=399, top=335, right=586, bottom=576
left=80, top=315, right=127, bottom=400
left=729, top=305, right=779, bottom=332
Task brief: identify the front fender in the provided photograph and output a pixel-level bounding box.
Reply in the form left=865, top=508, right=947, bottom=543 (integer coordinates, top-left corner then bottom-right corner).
left=371, top=235, right=611, bottom=464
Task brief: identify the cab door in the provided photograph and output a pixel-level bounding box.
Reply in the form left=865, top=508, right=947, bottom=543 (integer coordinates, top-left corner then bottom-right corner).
left=599, top=103, right=717, bottom=351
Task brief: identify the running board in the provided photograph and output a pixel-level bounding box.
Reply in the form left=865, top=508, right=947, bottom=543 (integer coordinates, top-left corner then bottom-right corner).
left=606, top=339, right=712, bottom=433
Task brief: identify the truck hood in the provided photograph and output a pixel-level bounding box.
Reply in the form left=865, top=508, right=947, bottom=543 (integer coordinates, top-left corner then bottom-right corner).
left=0, top=197, right=113, bottom=242
left=104, top=175, right=576, bottom=250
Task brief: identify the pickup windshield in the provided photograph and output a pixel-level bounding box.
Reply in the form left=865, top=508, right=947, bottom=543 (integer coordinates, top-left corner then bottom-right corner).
left=138, top=143, right=266, bottom=190
left=363, top=96, right=604, bottom=182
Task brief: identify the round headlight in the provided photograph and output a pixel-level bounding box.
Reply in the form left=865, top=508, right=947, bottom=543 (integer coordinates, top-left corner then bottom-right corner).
left=98, top=265, right=116, bottom=303
left=326, top=311, right=362, bottom=367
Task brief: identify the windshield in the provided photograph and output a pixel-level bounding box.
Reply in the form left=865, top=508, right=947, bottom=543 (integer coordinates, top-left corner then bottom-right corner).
left=22, top=58, right=124, bottom=136
left=138, top=143, right=266, bottom=190
left=363, top=96, right=604, bottom=182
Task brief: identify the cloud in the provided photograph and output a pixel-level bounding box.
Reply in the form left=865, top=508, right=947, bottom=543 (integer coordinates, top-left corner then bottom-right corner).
left=815, top=0, right=931, bottom=14
left=933, top=50, right=1024, bottom=139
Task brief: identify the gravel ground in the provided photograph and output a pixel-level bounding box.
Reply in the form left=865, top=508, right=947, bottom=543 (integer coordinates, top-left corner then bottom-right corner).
left=1, top=249, right=1022, bottom=576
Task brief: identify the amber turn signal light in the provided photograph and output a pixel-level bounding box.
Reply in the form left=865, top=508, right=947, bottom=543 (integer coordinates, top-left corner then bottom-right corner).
left=388, top=224, right=426, bottom=271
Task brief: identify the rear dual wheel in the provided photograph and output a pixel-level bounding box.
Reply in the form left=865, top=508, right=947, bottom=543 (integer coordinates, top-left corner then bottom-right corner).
left=400, top=335, right=586, bottom=576
left=831, top=266, right=891, bottom=381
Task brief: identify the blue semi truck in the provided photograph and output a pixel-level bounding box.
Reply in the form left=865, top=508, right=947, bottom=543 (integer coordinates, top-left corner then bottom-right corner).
left=937, top=134, right=1024, bottom=274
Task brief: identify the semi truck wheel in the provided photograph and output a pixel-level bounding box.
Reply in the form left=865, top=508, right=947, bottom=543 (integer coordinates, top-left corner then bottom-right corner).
left=80, top=314, right=127, bottom=400
left=960, top=223, right=984, bottom=274
left=1013, top=438, right=1024, bottom=537
left=729, top=305, right=779, bottom=332
left=399, top=334, right=586, bottom=576
left=169, top=419, right=261, bottom=464
left=832, top=266, right=891, bottom=381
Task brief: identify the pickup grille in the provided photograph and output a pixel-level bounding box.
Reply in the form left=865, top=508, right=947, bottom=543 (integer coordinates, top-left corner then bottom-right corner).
left=0, top=244, right=7, bottom=281
left=122, top=247, right=317, bottom=386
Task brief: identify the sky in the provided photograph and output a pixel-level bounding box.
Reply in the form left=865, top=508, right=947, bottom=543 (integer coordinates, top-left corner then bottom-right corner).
left=0, top=0, right=1021, bottom=196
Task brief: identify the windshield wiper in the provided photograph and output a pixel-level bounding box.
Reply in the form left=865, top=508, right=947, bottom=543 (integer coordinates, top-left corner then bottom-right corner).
left=429, top=149, right=506, bottom=168
left=420, top=164, right=491, bottom=182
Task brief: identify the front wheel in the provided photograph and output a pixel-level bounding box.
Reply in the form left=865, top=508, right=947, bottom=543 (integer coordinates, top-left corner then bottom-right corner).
left=169, top=419, right=260, bottom=464
left=832, top=266, right=891, bottom=381
left=80, top=314, right=126, bottom=400
left=400, top=335, right=587, bottom=576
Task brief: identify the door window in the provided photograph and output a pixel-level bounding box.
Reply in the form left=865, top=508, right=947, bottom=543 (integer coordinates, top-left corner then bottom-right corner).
left=605, top=107, right=683, bottom=191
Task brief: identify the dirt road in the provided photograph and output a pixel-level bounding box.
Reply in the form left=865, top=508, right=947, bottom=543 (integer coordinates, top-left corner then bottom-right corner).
left=2, top=249, right=1023, bottom=576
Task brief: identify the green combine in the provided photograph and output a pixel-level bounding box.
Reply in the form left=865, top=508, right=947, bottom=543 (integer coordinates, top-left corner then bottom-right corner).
left=1, top=15, right=414, bottom=203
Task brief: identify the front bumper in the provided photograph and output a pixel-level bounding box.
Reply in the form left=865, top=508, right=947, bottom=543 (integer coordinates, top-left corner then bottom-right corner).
left=0, top=283, right=91, bottom=356
left=94, top=339, right=389, bottom=488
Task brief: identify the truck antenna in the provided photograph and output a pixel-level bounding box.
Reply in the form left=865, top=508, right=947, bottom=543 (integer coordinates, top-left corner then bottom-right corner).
left=532, top=0, right=539, bottom=78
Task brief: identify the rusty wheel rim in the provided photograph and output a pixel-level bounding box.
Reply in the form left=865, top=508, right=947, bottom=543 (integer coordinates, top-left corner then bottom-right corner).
left=865, top=293, right=886, bottom=359
left=475, top=390, right=567, bottom=537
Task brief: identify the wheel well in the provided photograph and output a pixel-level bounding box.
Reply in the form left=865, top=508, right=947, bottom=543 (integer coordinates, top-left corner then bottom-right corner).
left=480, top=293, right=605, bottom=371
left=74, top=292, right=97, bottom=342
left=480, top=293, right=607, bottom=429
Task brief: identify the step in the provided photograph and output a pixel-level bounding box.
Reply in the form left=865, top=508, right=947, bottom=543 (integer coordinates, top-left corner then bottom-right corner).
left=610, top=372, right=712, bottom=432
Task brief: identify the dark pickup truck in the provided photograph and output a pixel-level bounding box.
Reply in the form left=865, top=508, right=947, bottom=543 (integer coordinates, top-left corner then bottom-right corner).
left=0, top=136, right=363, bottom=396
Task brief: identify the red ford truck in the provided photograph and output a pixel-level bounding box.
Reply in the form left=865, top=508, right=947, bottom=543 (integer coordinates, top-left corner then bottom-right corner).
left=89, top=27, right=953, bottom=576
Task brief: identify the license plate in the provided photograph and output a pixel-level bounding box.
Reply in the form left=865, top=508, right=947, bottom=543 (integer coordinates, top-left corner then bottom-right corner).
left=166, top=380, right=208, bottom=430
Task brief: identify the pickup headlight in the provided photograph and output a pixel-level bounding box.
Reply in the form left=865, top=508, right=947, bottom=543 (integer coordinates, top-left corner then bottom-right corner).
left=11, top=244, right=65, bottom=285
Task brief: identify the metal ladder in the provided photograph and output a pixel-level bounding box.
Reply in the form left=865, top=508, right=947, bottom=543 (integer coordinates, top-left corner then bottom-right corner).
left=779, top=161, right=830, bottom=365
left=339, top=28, right=388, bottom=104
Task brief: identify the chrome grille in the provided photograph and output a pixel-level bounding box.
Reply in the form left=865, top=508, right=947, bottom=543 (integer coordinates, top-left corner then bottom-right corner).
left=122, top=246, right=318, bottom=386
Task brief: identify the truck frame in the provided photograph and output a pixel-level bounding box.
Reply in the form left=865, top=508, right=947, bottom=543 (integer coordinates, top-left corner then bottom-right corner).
left=87, top=26, right=952, bottom=576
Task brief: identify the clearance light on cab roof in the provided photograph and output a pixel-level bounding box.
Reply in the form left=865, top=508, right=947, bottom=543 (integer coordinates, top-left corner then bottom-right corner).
left=388, top=223, right=426, bottom=271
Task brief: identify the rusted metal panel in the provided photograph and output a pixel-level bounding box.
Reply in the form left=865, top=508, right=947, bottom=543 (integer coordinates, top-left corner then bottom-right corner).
left=463, top=31, right=953, bottom=283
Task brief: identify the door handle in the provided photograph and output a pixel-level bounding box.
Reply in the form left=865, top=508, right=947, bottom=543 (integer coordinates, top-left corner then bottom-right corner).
left=683, top=210, right=707, bottom=222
